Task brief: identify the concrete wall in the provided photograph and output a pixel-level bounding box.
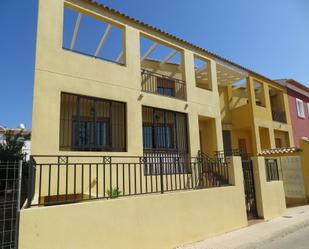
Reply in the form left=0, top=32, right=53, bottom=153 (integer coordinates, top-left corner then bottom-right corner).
left=264, top=155, right=307, bottom=207
left=19, top=157, right=248, bottom=249
left=252, top=157, right=286, bottom=220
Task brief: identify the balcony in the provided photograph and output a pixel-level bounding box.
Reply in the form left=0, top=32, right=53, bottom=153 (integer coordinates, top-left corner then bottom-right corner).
left=272, top=110, right=286, bottom=123
left=141, top=69, right=186, bottom=100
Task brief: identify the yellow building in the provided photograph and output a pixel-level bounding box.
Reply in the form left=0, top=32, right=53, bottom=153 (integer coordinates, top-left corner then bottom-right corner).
left=19, top=0, right=290, bottom=248
left=219, top=73, right=293, bottom=156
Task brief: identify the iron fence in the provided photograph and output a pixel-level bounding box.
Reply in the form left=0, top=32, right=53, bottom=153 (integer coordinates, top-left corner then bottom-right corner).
left=265, top=158, right=279, bottom=181
left=141, top=69, right=186, bottom=100
left=0, top=161, right=22, bottom=249
left=26, top=154, right=230, bottom=207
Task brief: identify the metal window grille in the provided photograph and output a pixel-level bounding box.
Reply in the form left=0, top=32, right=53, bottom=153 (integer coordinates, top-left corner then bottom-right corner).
left=265, top=158, right=279, bottom=181
left=59, top=93, right=126, bottom=152
left=142, top=106, right=188, bottom=153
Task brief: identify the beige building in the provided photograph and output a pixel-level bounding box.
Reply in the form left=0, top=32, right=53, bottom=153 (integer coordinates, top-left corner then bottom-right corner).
left=19, top=0, right=290, bottom=248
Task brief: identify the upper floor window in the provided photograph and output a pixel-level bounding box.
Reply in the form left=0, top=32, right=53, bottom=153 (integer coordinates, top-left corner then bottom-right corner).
left=60, top=93, right=126, bottom=151
left=296, top=98, right=305, bottom=118
left=307, top=103, right=309, bottom=116
left=63, top=7, right=125, bottom=65
left=140, top=35, right=186, bottom=100
left=194, top=56, right=212, bottom=91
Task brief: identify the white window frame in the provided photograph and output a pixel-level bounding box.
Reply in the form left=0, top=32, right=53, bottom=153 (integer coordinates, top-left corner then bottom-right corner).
left=296, top=98, right=305, bottom=118
left=307, top=103, right=309, bottom=117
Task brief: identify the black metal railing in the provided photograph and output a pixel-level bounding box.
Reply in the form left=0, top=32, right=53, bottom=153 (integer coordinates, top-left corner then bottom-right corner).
left=272, top=110, right=286, bottom=123
left=26, top=154, right=230, bottom=207
left=265, top=158, right=279, bottom=181
left=141, top=69, right=186, bottom=100
left=197, top=152, right=230, bottom=187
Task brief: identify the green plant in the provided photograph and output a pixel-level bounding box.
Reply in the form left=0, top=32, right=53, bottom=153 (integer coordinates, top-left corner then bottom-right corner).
left=106, top=187, right=122, bottom=199
left=0, top=130, right=28, bottom=161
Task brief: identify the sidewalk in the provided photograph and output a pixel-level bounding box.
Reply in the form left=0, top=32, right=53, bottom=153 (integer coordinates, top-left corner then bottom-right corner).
left=176, top=205, right=309, bottom=249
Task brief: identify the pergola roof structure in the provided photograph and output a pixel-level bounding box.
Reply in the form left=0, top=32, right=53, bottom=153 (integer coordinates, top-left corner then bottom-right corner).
left=73, top=0, right=283, bottom=87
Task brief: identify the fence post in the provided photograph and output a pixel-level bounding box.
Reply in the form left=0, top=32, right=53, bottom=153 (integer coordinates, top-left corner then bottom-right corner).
left=26, top=158, right=34, bottom=208
left=15, top=160, right=23, bottom=248
left=160, top=157, right=164, bottom=194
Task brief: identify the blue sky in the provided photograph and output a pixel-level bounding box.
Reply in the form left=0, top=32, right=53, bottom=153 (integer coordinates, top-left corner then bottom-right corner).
left=0, top=0, right=309, bottom=129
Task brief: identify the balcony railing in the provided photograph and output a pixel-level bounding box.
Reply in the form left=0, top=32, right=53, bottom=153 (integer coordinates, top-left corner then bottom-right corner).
left=272, top=110, right=286, bottom=123
left=141, top=69, right=186, bottom=100
left=26, top=153, right=230, bottom=207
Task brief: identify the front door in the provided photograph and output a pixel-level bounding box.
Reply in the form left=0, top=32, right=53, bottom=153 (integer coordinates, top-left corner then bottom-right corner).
left=238, top=138, right=247, bottom=154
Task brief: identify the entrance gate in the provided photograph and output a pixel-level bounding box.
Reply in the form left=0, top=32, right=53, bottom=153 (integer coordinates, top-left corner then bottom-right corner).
left=241, top=159, right=258, bottom=220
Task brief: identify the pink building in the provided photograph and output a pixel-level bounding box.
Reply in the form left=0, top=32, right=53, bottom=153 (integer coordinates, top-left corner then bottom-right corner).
left=276, top=79, right=309, bottom=147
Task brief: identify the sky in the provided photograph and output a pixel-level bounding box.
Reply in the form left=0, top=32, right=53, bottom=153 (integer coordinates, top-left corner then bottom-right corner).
left=0, top=0, right=309, bottom=129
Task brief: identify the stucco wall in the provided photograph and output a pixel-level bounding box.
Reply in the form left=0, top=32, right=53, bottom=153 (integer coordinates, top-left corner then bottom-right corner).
left=287, top=88, right=309, bottom=147
left=31, top=0, right=223, bottom=159
left=252, top=157, right=286, bottom=220
left=19, top=157, right=247, bottom=249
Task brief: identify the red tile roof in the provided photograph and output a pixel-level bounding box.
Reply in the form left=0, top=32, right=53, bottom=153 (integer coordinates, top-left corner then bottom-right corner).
left=257, top=147, right=302, bottom=156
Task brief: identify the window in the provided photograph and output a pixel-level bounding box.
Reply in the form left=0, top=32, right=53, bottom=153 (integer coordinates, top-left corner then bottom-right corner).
left=60, top=93, right=126, bottom=151
left=307, top=103, right=309, bottom=116
left=296, top=98, right=305, bottom=118
left=142, top=107, right=188, bottom=152
left=156, top=77, right=175, bottom=97
left=275, top=138, right=282, bottom=148
left=72, top=120, right=109, bottom=148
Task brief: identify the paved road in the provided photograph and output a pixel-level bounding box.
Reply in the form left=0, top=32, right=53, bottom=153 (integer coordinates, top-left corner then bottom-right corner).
left=257, top=225, right=309, bottom=249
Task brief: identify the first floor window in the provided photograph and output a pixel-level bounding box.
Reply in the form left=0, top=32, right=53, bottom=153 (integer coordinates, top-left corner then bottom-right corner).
left=60, top=93, right=126, bottom=151
left=73, top=120, right=109, bottom=148
left=142, top=106, right=188, bottom=152
left=143, top=125, right=173, bottom=150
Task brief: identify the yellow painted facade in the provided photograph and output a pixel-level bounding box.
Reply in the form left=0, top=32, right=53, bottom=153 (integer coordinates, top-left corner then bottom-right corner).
left=31, top=0, right=224, bottom=158
left=220, top=75, right=294, bottom=155
left=252, top=157, right=286, bottom=220
left=21, top=0, right=290, bottom=248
